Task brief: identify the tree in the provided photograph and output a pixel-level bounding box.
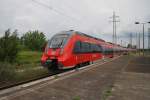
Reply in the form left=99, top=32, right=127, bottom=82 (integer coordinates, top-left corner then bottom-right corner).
left=21, top=30, right=46, bottom=51
left=127, top=44, right=132, bottom=48
left=0, top=29, right=19, bottom=62
left=127, top=44, right=137, bottom=49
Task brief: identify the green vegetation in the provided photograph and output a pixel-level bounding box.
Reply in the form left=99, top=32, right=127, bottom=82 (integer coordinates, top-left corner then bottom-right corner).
left=0, top=29, right=19, bottom=62
left=128, top=51, right=143, bottom=56
left=16, top=51, right=42, bottom=66
left=0, top=50, right=49, bottom=87
left=102, top=86, right=113, bottom=100
left=0, top=29, right=48, bottom=87
left=21, top=30, right=46, bottom=51
left=54, top=75, right=59, bottom=79
left=14, top=66, right=49, bottom=82
left=73, top=96, right=81, bottom=100
left=0, top=29, right=46, bottom=63
left=0, top=62, right=16, bottom=81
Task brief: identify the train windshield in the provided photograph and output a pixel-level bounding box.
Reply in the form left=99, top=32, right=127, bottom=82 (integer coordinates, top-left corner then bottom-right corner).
left=48, top=34, right=69, bottom=49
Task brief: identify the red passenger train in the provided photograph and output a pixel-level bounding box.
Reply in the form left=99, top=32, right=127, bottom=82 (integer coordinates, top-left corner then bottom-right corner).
left=41, top=30, right=129, bottom=70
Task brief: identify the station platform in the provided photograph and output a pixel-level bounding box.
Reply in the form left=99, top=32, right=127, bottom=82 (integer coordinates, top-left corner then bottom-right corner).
left=0, top=55, right=150, bottom=100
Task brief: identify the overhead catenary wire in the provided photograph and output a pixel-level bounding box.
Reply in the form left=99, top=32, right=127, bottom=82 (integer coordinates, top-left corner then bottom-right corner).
left=31, top=0, right=80, bottom=24
left=31, top=0, right=94, bottom=32
left=31, top=0, right=108, bottom=37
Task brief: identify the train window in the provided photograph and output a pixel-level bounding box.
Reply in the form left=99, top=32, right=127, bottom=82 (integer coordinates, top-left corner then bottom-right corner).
left=101, top=46, right=105, bottom=54
left=91, top=44, right=102, bottom=53
left=111, top=48, right=114, bottom=53
left=73, top=41, right=81, bottom=53
left=84, top=42, right=90, bottom=53
left=103, top=47, right=109, bottom=54
left=74, top=42, right=103, bottom=54
left=94, top=45, right=98, bottom=52
left=90, top=44, right=94, bottom=52
left=77, top=42, right=89, bottom=53
left=104, top=48, right=113, bottom=54
left=48, top=34, right=69, bottom=49
left=104, top=47, right=107, bottom=54
left=96, top=45, right=102, bottom=52
left=80, top=42, right=86, bottom=53
left=88, top=43, right=92, bottom=53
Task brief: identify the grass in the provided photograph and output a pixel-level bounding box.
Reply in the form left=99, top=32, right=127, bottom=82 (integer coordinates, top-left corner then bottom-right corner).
left=102, top=86, right=113, bottom=100
left=15, top=67, right=49, bottom=82
left=73, top=96, right=81, bottom=100
left=0, top=62, right=16, bottom=81
left=13, top=50, right=44, bottom=71
left=16, top=51, right=42, bottom=65
left=0, top=50, right=49, bottom=88
left=54, top=75, right=59, bottom=79
left=128, top=51, right=150, bottom=57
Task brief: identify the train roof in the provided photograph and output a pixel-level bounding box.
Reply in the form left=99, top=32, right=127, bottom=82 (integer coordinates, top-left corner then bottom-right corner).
left=76, top=31, right=105, bottom=42
left=57, top=30, right=129, bottom=49
left=61, top=30, right=105, bottom=42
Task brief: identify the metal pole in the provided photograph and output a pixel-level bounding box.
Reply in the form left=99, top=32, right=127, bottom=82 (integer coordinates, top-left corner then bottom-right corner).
left=148, top=28, right=150, bottom=55
left=139, top=33, right=140, bottom=55
left=121, top=40, right=122, bottom=46
left=110, top=12, right=119, bottom=44
left=130, top=33, right=132, bottom=48
left=143, top=24, right=145, bottom=56
left=136, top=33, right=138, bottom=54
left=113, top=12, right=115, bottom=44
left=136, top=33, right=138, bottom=49
left=148, top=28, right=150, bottom=49
left=114, top=13, right=117, bottom=44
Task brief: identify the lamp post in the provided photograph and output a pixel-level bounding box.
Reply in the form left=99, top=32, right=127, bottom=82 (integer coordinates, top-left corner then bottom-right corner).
left=135, top=22, right=150, bottom=56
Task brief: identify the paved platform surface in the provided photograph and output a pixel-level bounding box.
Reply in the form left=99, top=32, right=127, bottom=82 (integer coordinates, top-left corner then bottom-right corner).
left=0, top=55, right=150, bottom=100
left=125, top=56, right=150, bottom=73
left=109, top=56, right=150, bottom=100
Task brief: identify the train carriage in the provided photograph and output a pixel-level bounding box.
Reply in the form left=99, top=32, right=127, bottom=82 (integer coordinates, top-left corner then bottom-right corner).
left=41, top=30, right=130, bottom=70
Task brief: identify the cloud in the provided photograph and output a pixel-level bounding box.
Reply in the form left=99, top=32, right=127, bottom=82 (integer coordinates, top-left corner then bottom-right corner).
left=0, top=0, right=150, bottom=47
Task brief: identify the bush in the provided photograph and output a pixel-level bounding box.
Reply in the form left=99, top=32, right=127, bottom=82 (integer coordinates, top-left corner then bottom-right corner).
left=0, top=29, right=19, bottom=62
left=16, top=51, right=42, bottom=65
left=0, top=62, right=16, bottom=81
left=21, top=30, right=46, bottom=51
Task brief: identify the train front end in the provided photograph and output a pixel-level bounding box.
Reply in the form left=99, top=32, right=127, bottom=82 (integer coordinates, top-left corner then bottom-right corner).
left=41, top=33, right=70, bottom=70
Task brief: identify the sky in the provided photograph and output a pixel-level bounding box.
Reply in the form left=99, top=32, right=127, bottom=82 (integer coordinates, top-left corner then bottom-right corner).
left=0, top=0, right=150, bottom=47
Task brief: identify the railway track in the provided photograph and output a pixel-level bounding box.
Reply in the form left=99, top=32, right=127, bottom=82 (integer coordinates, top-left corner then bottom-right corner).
left=0, top=56, right=119, bottom=97
left=0, top=69, right=68, bottom=91
left=0, top=65, right=84, bottom=91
